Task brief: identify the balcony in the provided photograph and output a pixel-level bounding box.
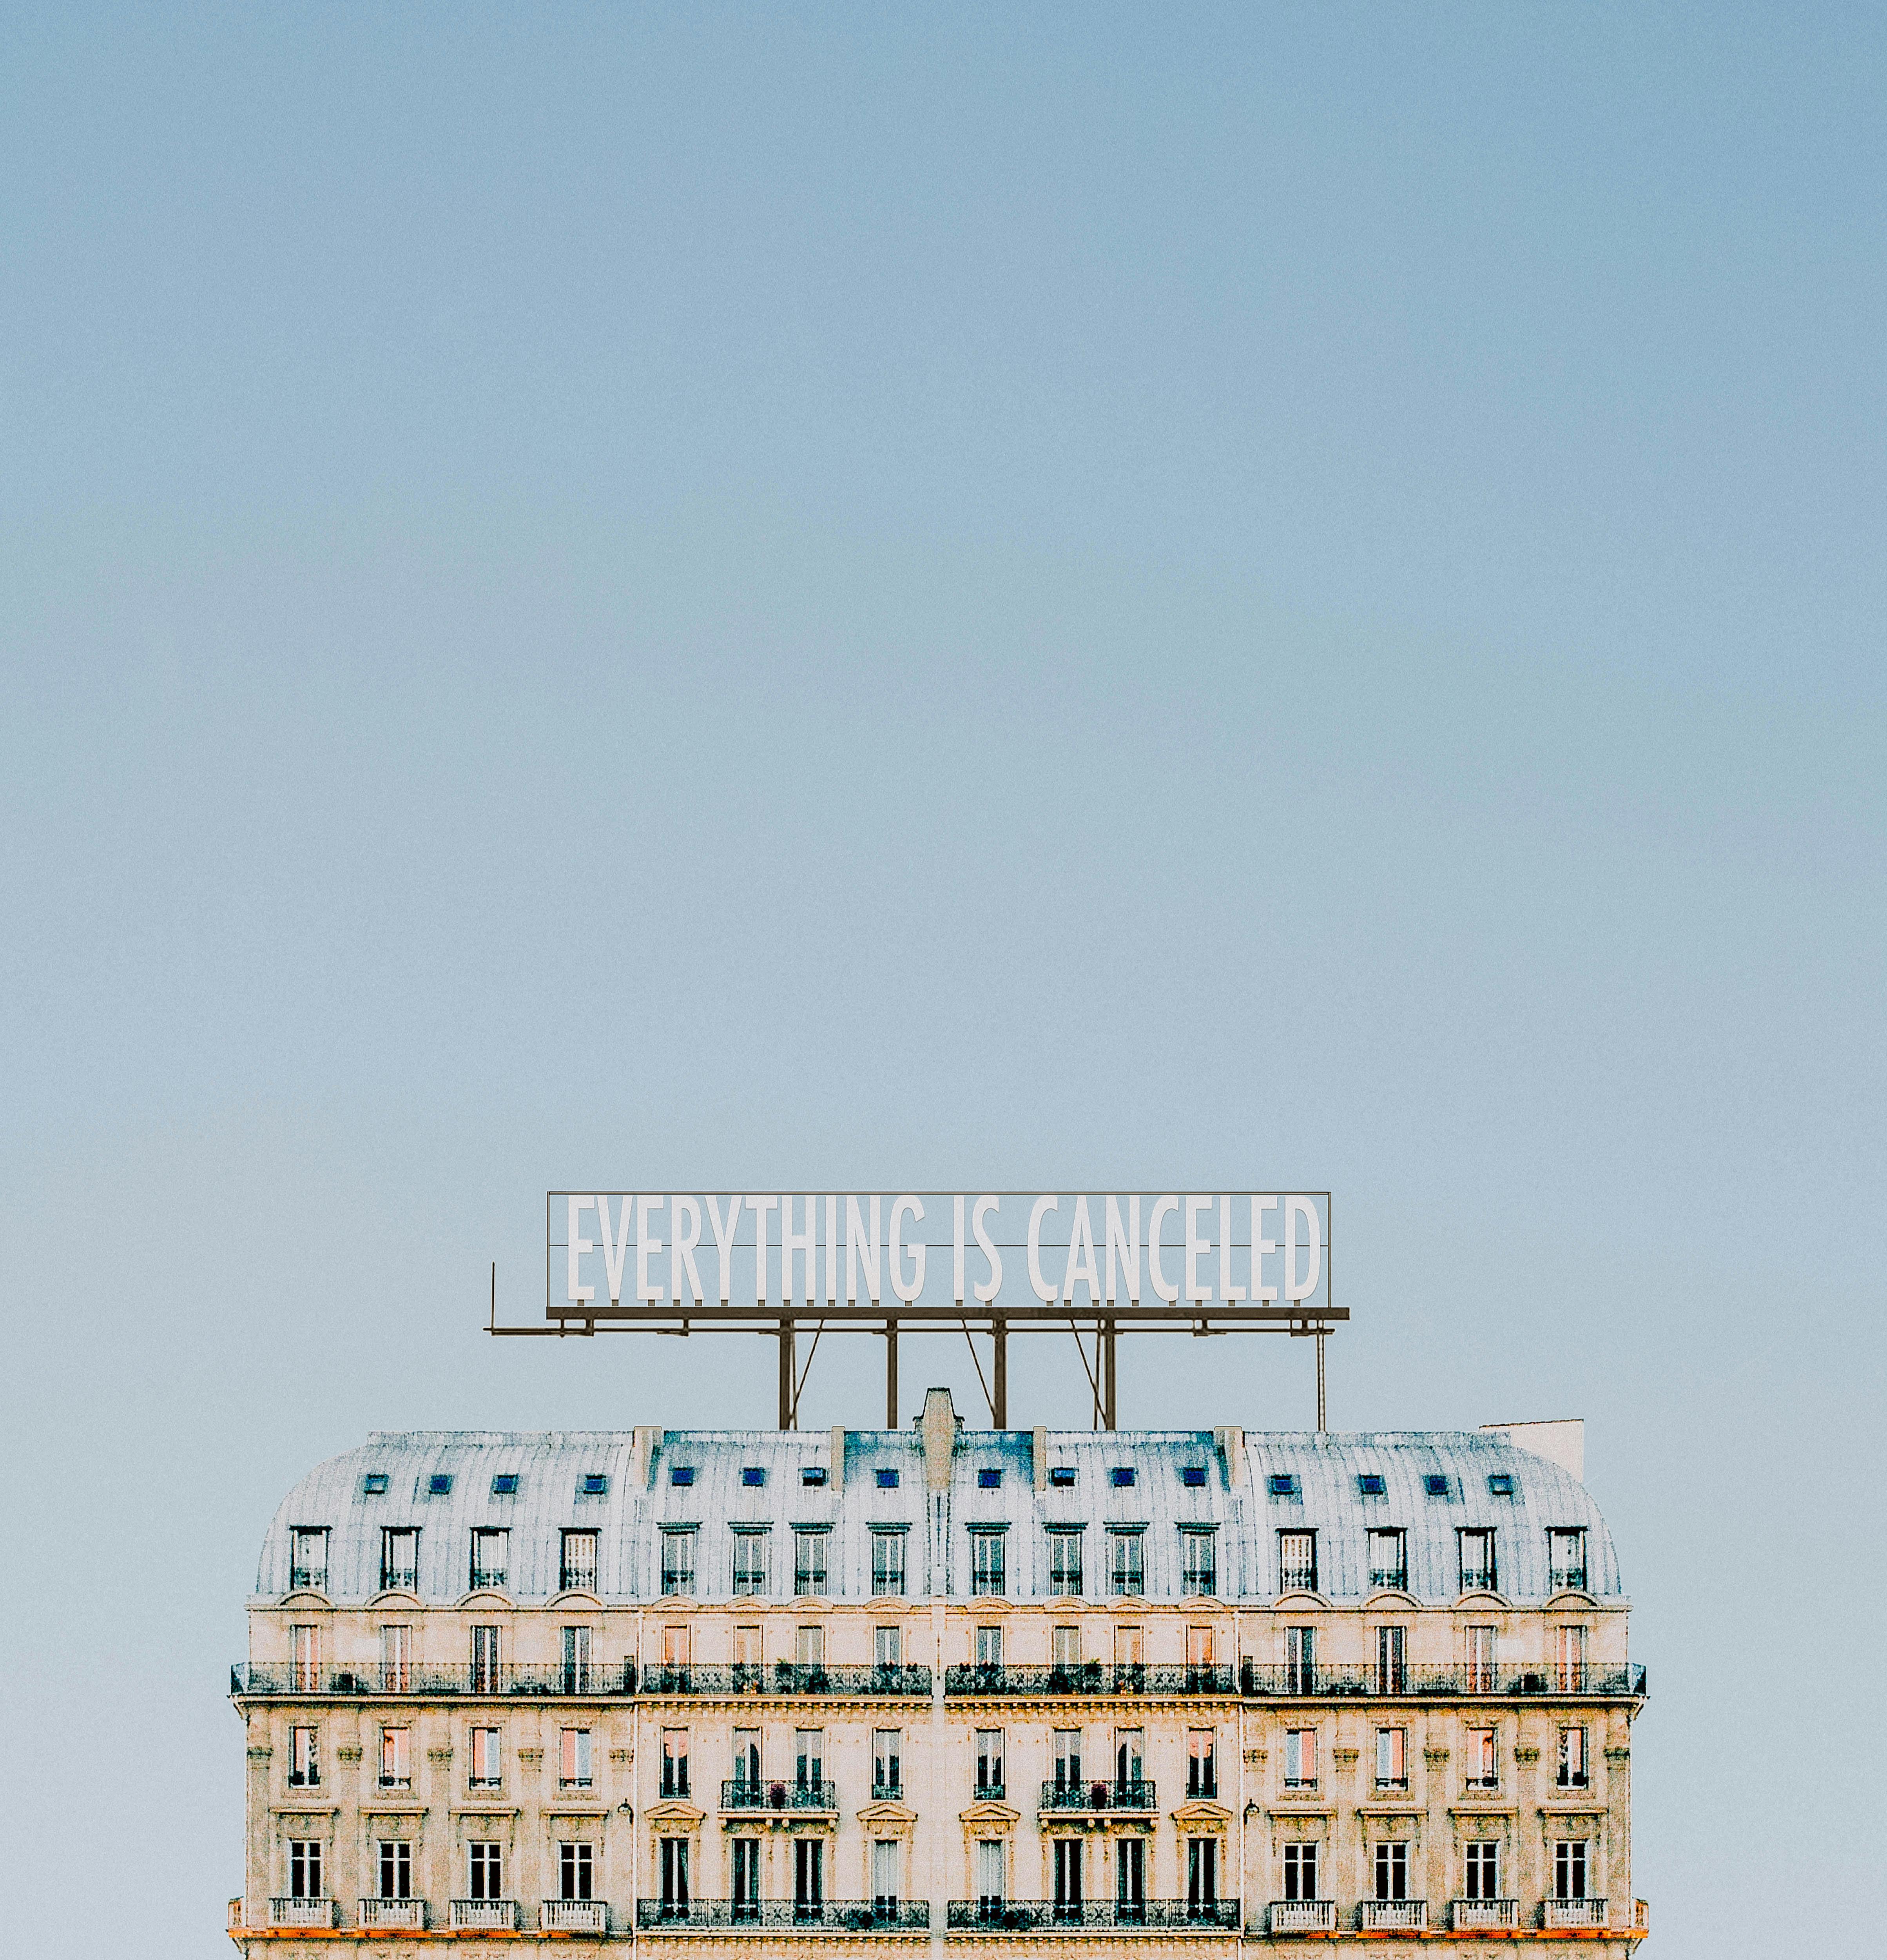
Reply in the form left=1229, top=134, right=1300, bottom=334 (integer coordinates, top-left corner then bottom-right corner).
left=450, top=1899, right=520, bottom=1931
left=1236, top=1660, right=1646, bottom=1699
left=1543, top=1898, right=1608, bottom=1931
left=1451, top=1899, right=1519, bottom=1932
left=231, top=1660, right=636, bottom=1697
left=1358, top=1900, right=1425, bottom=1932
left=359, top=1898, right=426, bottom=1930
left=720, top=1779, right=839, bottom=1814
left=945, top=1664, right=1235, bottom=1699
left=1267, top=1900, right=1336, bottom=1935
left=637, top=1900, right=929, bottom=1932
left=268, top=1898, right=338, bottom=1928
left=946, top=1901, right=1240, bottom=1932
left=1037, top=1779, right=1156, bottom=1815
left=641, top=1663, right=931, bottom=1699
left=541, top=1900, right=609, bottom=1933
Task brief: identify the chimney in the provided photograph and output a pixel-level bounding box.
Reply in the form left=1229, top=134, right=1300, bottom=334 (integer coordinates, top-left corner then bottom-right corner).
left=921, top=1387, right=958, bottom=1492
left=632, top=1425, right=664, bottom=1490
left=829, top=1426, right=847, bottom=1494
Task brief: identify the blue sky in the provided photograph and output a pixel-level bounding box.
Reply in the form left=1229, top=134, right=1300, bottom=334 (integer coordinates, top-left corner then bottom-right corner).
left=2, top=7, right=1882, bottom=1953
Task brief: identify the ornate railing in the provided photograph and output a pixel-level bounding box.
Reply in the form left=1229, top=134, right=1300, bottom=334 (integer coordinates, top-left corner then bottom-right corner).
left=1037, top=1780, right=1156, bottom=1814
left=637, top=1900, right=929, bottom=1931
left=1451, top=1899, right=1518, bottom=1931
left=946, top=1664, right=1236, bottom=1698
left=448, top=1900, right=519, bottom=1931
left=1239, top=1661, right=1645, bottom=1699
left=641, top=1663, right=931, bottom=1699
left=1358, top=1900, right=1425, bottom=1931
left=720, top=1779, right=839, bottom=1813
left=359, top=1898, right=426, bottom=1930
left=946, top=1901, right=1239, bottom=1931
left=1267, top=1900, right=1336, bottom=1934
left=268, top=1898, right=337, bottom=1929
left=540, top=1900, right=608, bottom=1932
left=233, top=1661, right=635, bottom=1697
left=1543, top=1898, right=1608, bottom=1930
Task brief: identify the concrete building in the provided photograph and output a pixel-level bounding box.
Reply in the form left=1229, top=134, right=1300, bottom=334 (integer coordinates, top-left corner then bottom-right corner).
left=231, top=1389, right=1646, bottom=1951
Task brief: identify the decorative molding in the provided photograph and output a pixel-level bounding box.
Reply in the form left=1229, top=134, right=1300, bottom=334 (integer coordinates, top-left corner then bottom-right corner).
left=335, top=1748, right=363, bottom=1764
left=517, top=1748, right=544, bottom=1765
left=1514, top=1748, right=1541, bottom=1765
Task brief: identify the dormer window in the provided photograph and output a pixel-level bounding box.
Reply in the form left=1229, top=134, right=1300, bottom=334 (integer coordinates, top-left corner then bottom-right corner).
left=470, top=1528, right=509, bottom=1592
left=560, top=1530, right=598, bottom=1593
left=1458, top=1529, right=1497, bottom=1594
left=290, top=1528, right=329, bottom=1593
left=1549, top=1528, right=1588, bottom=1592
left=1278, top=1531, right=1318, bottom=1592
left=379, top=1528, right=419, bottom=1593
left=1368, top=1528, right=1407, bottom=1592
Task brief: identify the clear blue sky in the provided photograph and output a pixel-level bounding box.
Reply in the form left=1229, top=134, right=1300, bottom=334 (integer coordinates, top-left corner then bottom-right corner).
left=2, top=6, right=1881, bottom=1953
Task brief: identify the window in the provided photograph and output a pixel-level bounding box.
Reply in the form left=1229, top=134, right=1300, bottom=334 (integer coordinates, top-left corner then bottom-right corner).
left=732, top=1838, right=760, bottom=1915
left=1186, top=1836, right=1218, bottom=1909
left=379, top=1726, right=411, bottom=1788
left=1049, top=1465, right=1077, bottom=1488
left=468, top=1842, right=503, bottom=1902
left=561, top=1624, right=592, bottom=1692
left=560, top=1531, right=598, bottom=1593
left=363, top=1473, right=389, bottom=1496
left=795, top=1727, right=824, bottom=1789
left=731, top=1529, right=769, bottom=1596
left=1186, top=1623, right=1216, bottom=1676
left=1554, top=1840, right=1588, bottom=1901
left=874, top=1624, right=903, bottom=1670
left=1111, top=1466, right=1137, bottom=1488
left=1465, top=1726, right=1497, bottom=1789
left=1487, top=1473, right=1514, bottom=1497
left=1110, top=1529, right=1144, bottom=1596
left=876, top=1467, right=900, bottom=1488
left=1373, top=1840, right=1407, bottom=1903
left=1052, top=1623, right=1081, bottom=1671
left=1053, top=1838, right=1082, bottom=1910
left=795, top=1623, right=825, bottom=1668
left=1464, top=1625, right=1497, bottom=1693
left=380, top=1528, right=418, bottom=1593
left=660, top=1837, right=689, bottom=1909
left=872, top=1529, right=906, bottom=1597
left=975, top=1624, right=1003, bottom=1667
left=976, top=1728, right=1004, bottom=1796
left=380, top=1624, right=411, bottom=1694
left=1285, top=1624, right=1316, bottom=1695
left=669, top=1466, right=695, bottom=1487
left=1052, top=1727, right=1081, bottom=1789
left=1187, top=1728, right=1217, bottom=1797
left=559, top=1842, right=592, bottom=1902
left=661, top=1528, right=696, bottom=1597
left=289, top=1726, right=319, bottom=1788
left=1114, top=1623, right=1144, bottom=1678
left=726, top=1724, right=761, bottom=1790
left=741, top=1466, right=766, bottom=1487
left=1559, top=1725, right=1589, bottom=1789
left=1368, top=1528, right=1407, bottom=1592
left=872, top=1839, right=899, bottom=1911
left=580, top=1472, right=608, bottom=1496
left=290, top=1528, right=329, bottom=1592
left=1279, top=1531, right=1318, bottom=1592
left=428, top=1473, right=452, bottom=1496
left=288, top=1840, right=323, bottom=1900
left=1283, top=1728, right=1317, bottom=1788
left=1458, top=1529, right=1497, bottom=1593
left=378, top=1840, right=412, bottom=1901
left=976, top=1839, right=1004, bottom=1908
left=1375, top=1726, right=1407, bottom=1789
left=1182, top=1528, right=1217, bottom=1596
left=1268, top=1473, right=1298, bottom=1497
left=1550, top=1529, right=1588, bottom=1593
left=1424, top=1474, right=1450, bottom=1497
left=1464, top=1840, right=1500, bottom=1900
left=1376, top=1624, right=1406, bottom=1695
left=659, top=1728, right=687, bottom=1797
left=978, top=1468, right=1002, bottom=1489
left=290, top=1623, right=321, bottom=1692
left=801, top=1464, right=827, bottom=1486
left=470, top=1528, right=508, bottom=1591
left=873, top=1727, right=901, bottom=1796
left=470, top=1726, right=501, bottom=1788
left=794, top=1836, right=824, bottom=1909
left=1357, top=1473, right=1386, bottom=1497
left=1048, top=1530, right=1084, bottom=1597
left=1114, top=1726, right=1144, bottom=1786
left=1556, top=1624, right=1590, bottom=1693
left=1282, top=1842, right=1317, bottom=1902
left=561, top=1726, right=594, bottom=1789
left=971, top=1529, right=1006, bottom=1596
left=491, top=1473, right=518, bottom=1496
left=471, top=1623, right=500, bottom=1691
left=1116, top=1837, right=1144, bottom=1907
left=794, top=1528, right=829, bottom=1597
left=1182, top=1465, right=1208, bottom=1488
left=731, top=1623, right=760, bottom=1668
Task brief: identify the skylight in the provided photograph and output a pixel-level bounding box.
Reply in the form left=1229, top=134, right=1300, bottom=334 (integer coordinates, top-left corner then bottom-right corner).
left=1487, top=1474, right=1515, bottom=1497
left=801, top=1466, right=827, bottom=1486
left=362, top=1473, right=389, bottom=1496
left=1357, top=1474, right=1386, bottom=1497
left=1182, top=1466, right=1207, bottom=1488
left=1424, top=1474, right=1450, bottom=1497
left=428, top=1474, right=452, bottom=1496
left=581, top=1474, right=609, bottom=1496
left=1269, top=1474, right=1298, bottom=1497
left=1049, top=1466, right=1077, bottom=1488
left=741, top=1466, right=766, bottom=1488
left=1111, top=1467, right=1137, bottom=1488
left=491, top=1474, right=518, bottom=1495
left=978, top=1468, right=1002, bottom=1488
left=876, top=1468, right=900, bottom=1489
left=670, top=1466, right=696, bottom=1487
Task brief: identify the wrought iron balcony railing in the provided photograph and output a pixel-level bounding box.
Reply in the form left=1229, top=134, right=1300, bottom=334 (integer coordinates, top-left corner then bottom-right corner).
left=641, top=1663, right=931, bottom=1699
left=946, top=1900, right=1239, bottom=1931
left=720, top=1779, right=839, bottom=1813
left=636, top=1900, right=929, bottom=1931
left=1238, top=1660, right=1646, bottom=1699
left=945, top=1664, right=1236, bottom=1698
left=1037, top=1779, right=1156, bottom=1814
left=232, top=1661, right=635, bottom=1698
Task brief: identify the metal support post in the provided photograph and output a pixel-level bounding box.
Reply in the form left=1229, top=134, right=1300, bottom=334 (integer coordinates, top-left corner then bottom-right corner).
left=993, top=1317, right=1008, bottom=1430
left=1102, top=1318, right=1117, bottom=1430
left=778, top=1318, right=796, bottom=1430
left=885, top=1318, right=898, bottom=1430
left=1316, top=1330, right=1326, bottom=1433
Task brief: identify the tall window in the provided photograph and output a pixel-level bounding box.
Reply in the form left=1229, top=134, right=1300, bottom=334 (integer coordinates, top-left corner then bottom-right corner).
left=1375, top=1726, right=1407, bottom=1790
left=1051, top=1728, right=1080, bottom=1790
left=1114, top=1726, right=1144, bottom=1788
left=731, top=1530, right=768, bottom=1597
left=796, top=1623, right=825, bottom=1668
left=1373, top=1841, right=1407, bottom=1903
left=731, top=1623, right=760, bottom=1671
left=971, top=1530, right=1006, bottom=1596
left=379, top=1623, right=411, bottom=1693
left=380, top=1528, right=418, bottom=1592
left=975, top=1624, right=1003, bottom=1668
left=1052, top=1624, right=1081, bottom=1673
left=1463, top=1624, right=1497, bottom=1693
left=976, top=1727, right=1004, bottom=1795
left=1053, top=1838, right=1082, bottom=1911
left=1464, top=1840, right=1500, bottom=1900
left=1556, top=1624, right=1589, bottom=1693
left=732, top=1838, right=760, bottom=1916
left=467, top=1842, right=502, bottom=1902
left=560, top=1530, right=598, bottom=1593
left=1558, top=1725, right=1589, bottom=1789
left=1465, top=1726, right=1497, bottom=1789
left=289, top=1726, right=319, bottom=1788
left=794, top=1837, right=824, bottom=1910
left=1376, top=1624, right=1406, bottom=1694
left=377, top=1840, right=411, bottom=1901
left=796, top=1728, right=824, bottom=1789
left=874, top=1624, right=902, bottom=1670
left=471, top=1623, right=500, bottom=1692
left=1110, top=1530, right=1144, bottom=1597
left=469, top=1726, right=501, bottom=1788
left=660, top=1728, right=688, bottom=1797
left=1554, top=1840, right=1588, bottom=1901
left=1115, top=1837, right=1144, bottom=1907
left=1048, top=1529, right=1084, bottom=1596
left=1278, top=1531, right=1318, bottom=1592
left=379, top=1726, right=411, bottom=1789
left=560, top=1727, right=593, bottom=1789
left=1187, top=1728, right=1217, bottom=1797
left=1368, top=1527, right=1407, bottom=1591
left=559, top=1842, right=592, bottom=1903
left=1549, top=1528, right=1588, bottom=1592
left=290, top=1528, right=329, bottom=1592
left=1282, top=1842, right=1317, bottom=1902
left=1283, top=1728, right=1317, bottom=1789
left=1458, top=1529, right=1496, bottom=1593
left=976, top=1839, right=1004, bottom=1909
left=1181, top=1529, right=1216, bottom=1597
left=1186, top=1837, right=1217, bottom=1910
left=290, top=1623, right=321, bottom=1693
left=562, top=1624, right=592, bottom=1693
left=872, top=1530, right=906, bottom=1597
left=1285, top=1624, right=1316, bottom=1694
left=288, top=1840, right=323, bottom=1900
left=660, top=1528, right=696, bottom=1597
left=873, top=1728, right=901, bottom=1796
left=872, top=1839, right=899, bottom=1911
left=732, top=1728, right=761, bottom=1791
left=1186, top=1624, right=1216, bottom=1680
left=794, top=1529, right=829, bottom=1597
left=470, top=1528, right=508, bottom=1591
left=659, top=1838, right=689, bottom=1909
